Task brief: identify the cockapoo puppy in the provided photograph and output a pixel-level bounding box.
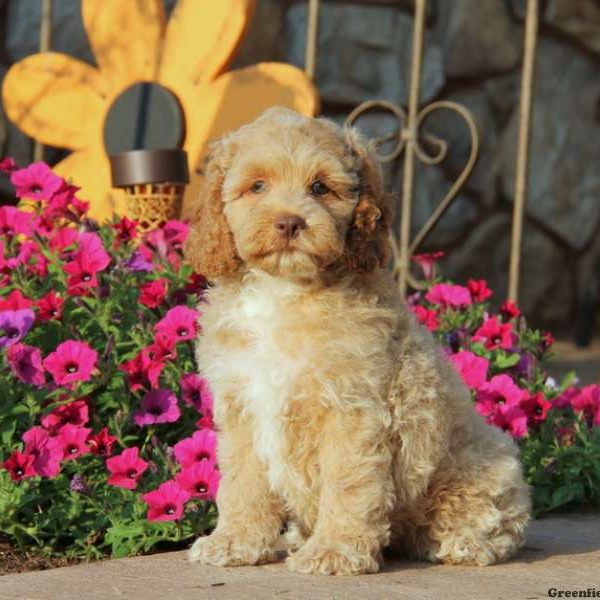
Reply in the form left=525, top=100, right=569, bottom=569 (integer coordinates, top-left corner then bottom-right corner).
left=184, top=107, right=530, bottom=576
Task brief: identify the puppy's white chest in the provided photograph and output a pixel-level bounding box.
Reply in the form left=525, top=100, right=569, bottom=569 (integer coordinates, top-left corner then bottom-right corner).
left=219, top=278, right=309, bottom=489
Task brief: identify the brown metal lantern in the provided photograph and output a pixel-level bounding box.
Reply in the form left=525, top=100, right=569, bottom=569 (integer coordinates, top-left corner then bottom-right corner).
left=109, top=149, right=189, bottom=233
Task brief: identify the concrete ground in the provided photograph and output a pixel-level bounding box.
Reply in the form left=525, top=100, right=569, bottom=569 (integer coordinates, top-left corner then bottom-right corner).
left=1, top=514, right=599, bottom=600
left=548, top=340, right=600, bottom=385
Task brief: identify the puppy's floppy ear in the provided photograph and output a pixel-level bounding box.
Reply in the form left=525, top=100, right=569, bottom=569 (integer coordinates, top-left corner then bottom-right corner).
left=184, top=138, right=242, bottom=280
left=343, top=128, right=393, bottom=273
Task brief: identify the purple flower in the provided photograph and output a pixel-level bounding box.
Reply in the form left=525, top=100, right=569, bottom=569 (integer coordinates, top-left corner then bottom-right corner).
left=7, top=343, right=45, bottom=385
left=123, top=251, right=154, bottom=273
left=514, top=353, right=535, bottom=380
left=180, top=374, right=213, bottom=412
left=0, top=309, right=35, bottom=348
left=134, top=389, right=181, bottom=426
left=70, top=474, right=90, bottom=494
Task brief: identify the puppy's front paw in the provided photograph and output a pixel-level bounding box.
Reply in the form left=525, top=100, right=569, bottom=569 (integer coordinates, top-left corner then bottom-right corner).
left=286, top=540, right=380, bottom=576
left=188, top=532, right=277, bottom=567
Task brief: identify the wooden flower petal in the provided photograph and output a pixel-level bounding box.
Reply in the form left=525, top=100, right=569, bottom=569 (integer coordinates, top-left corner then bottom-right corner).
left=159, top=0, right=255, bottom=92
left=179, top=62, right=319, bottom=218
left=82, top=0, right=165, bottom=91
left=53, top=149, right=122, bottom=222
left=2, top=53, right=108, bottom=150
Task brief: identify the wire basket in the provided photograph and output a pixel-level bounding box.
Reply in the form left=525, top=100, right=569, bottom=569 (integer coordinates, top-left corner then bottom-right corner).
left=123, top=183, right=184, bottom=233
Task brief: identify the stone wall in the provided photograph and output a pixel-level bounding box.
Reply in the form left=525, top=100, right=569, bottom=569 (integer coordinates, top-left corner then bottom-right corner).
left=2, top=0, right=600, bottom=329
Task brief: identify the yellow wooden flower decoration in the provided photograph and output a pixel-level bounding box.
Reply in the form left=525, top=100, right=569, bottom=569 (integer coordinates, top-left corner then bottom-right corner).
left=2, top=0, right=318, bottom=221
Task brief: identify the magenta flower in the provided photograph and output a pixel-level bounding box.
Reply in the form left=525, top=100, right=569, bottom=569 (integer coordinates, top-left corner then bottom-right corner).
left=467, top=279, right=492, bottom=303
left=449, top=351, right=489, bottom=390
left=87, top=427, right=118, bottom=457
left=120, top=349, right=165, bottom=392
left=180, top=374, right=213, bottom=411
left=521, top=392, right=552, bottom=425
left=411, top=251, right=444, bottom=280
left=22, top=427, right=62, bottom=478
left=49, top=227, right=80, bottom=254
left=134, top=389, right=181, bottom=426
left=0, top=157, right=17, bottom=173
left=155, top=306, right=200, bottom=342
left=163, top=220, right=190, bottom=247
left=411, top=305, right=439, bottom=332
left=472, top=317, right=513, bottom=351
left=36, top=291, right=65, bottom=322
left=0, top=309, right=35, bottom=348
left=57, top=424, right=91, bottom=460
left=173, top=429, right=218, bottom=468
left=500, top=300, right=521, bottom=321
left=425, top=283, right=472, bottom=308
left=147, top=334, right=177, bottom=363
left=2, top=450, right=36, bottom=482
left=553, top=386, right=580, bottom=409
left=571, top=385, right=600, bottom=426
left=7, top=343, right=45, bottom=386
left=0, top=290, right=34, bottom=311
left=0, top=206, right=35, bottom=237
left=142, top=481, right=191, bottom=522
left=175, top=462, right=220, bottom=501
left=488, top=405, right=528, bottom=438
left=10, top=162, right=63, bottom=200
left=41, top=399, right=89, bottom=433
left=106, top=447, right=149, bottom=489
left=476, top=375, right=525, bottom=417
left=43, top=340, right=98, bottom=386
left=139, top=278, right=168, bottom=308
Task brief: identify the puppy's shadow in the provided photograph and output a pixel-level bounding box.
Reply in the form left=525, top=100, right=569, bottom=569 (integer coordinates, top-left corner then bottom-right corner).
left=378, top=513, right=600, bottom=572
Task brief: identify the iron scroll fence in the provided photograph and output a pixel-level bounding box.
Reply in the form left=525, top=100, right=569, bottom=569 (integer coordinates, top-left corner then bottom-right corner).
left=304, top=0, right=539, bottom=304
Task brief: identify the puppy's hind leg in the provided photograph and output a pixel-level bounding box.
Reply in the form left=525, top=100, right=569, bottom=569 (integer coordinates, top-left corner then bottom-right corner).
left=416, top=456, right=531, bottom=566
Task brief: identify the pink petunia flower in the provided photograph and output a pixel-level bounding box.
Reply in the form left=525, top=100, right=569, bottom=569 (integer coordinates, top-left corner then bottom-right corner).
left=180, top=374, right=213, bottom=411
left=499, top=300, right=521, bottom=322
left=36, top=291, right=65, bottom=322
left=43, top=340, right=98, bottom=386
left=87, top=427, right=118, bottom=457
left=411, top=251, right=444, bottom=280
left=22, top=427, right=62, bottom=478
left=521, top=392, right=552, bottom=425
left=0, top=290, right=34, bottom=311
left=175, top=462, right=220, bottom=501
left=411, top=305, right=439, bottom=331
left=56, top=424, right=91, bottom=460
left=120, top=349, right=165, bottom=391
left=49, top=227, right=80, bottom=255
left=7, top=343, right=45, bottom=386
left=10, top=162, right=63, bottom=200
left=475, top=375, right=525, bottom=417
left=570, top=385, right=600, bottom=426
left=0, top=206, right=35, bottom=237
left=133, top=389, right=181, bottom=426
left=106, top=447, right=149, bottom=489
left=64, top=232, right=111, bottom=295
left=449, top=351, right=489, bottom=390
left=41, top=399, right=89, bottom=433
left=0, top=157, right=17, bottom=173
left=142, top=480, right=191, bottom=522
left=488, top=404, right=528, bottom=438
left=472, top=317, right=513, bottom=351
left=467, top=279, right=492, bottom=303
left=553, top=386, right=580, bottom=409
left=173, top=429, right=218, bottom=468
left=2, top=450, right=36, bottom=481
left=425, top=283, right=472, bottom=308
left=113, top=216, right=138, bottom=244
left=139, top=279, right=168, bottom=308
left=155, top=306, right=200, bottom=342
left=0, top=309, right=35, bottom=348
left=147, top=334, right=177, bottom=363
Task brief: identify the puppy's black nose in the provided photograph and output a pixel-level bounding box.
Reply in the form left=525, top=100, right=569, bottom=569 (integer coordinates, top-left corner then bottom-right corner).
left=274, top=214, right=307, bottom=239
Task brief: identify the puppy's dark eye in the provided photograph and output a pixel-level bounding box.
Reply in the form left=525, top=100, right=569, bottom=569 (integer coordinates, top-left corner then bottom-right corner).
left=251, top=180, right=266, bottom=194
left=310, top=180, right=330, bottom=196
